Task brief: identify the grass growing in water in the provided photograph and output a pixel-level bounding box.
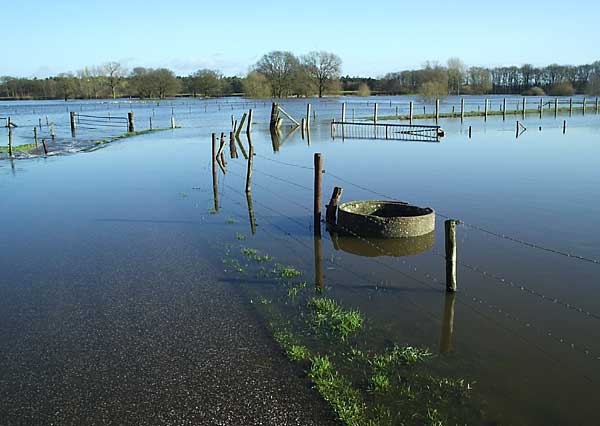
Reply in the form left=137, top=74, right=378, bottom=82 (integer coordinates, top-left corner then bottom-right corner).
left=221, top=236, right=484, bottom=426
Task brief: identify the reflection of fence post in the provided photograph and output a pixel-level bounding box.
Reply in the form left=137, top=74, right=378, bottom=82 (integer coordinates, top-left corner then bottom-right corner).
left=445, top=220, right=457, bottom=292
left=128, top=112, right=134, bottom=132
left=245, top=192, right=257, bottom=234
left=245, top=137, right=253, bottom=193
left=211, top=133, right=219, bottom=211
left=314, top=153, right=323, bottom=234
left=440, top=292, right=456, bottom=354
left=314, top=230, right=324, bottom=292
left=70, top=111, right=76, bottom=135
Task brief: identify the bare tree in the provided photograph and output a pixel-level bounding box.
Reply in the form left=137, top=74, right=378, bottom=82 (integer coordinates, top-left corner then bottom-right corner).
left=102, top=61, right=126, bottom=99
left=255, top=51, right=299, bottom=98
left=447, top=57, right=466, bottom=95
left=303, top=51, right=342, bottom=97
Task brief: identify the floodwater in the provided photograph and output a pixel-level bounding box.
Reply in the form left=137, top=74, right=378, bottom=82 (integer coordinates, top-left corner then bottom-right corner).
left=1, top=96, right=599, bottom=425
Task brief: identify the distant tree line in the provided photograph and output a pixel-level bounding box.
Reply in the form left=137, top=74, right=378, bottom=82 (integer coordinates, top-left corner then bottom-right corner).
left=1, top=55, right=599, bottom=100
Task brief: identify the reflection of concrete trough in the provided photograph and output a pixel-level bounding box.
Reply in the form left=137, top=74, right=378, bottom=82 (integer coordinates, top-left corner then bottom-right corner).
left=337, top=200, right=435, bottom=238
left=331, top=231, right=434, bottom=257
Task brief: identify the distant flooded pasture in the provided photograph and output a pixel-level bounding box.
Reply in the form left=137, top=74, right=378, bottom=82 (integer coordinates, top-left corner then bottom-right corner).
left=1, top=95, right=599, bottom=425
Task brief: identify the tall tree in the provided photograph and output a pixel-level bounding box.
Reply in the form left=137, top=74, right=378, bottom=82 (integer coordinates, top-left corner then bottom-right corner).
left=447, top=57, right=466, bottom=95
left=102, top=61, right=126, bottom=99
left=190, top=69, right=223, bottom=97
left=302, top=51, right=342, bottom=97
left=254, top=51, right=299, bottom=98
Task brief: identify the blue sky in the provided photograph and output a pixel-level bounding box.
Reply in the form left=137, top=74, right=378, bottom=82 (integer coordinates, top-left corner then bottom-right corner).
left=2, top=0, right=598, bottom=78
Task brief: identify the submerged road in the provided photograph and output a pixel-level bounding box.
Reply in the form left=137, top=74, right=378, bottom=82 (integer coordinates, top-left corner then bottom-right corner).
left=0, top=134, right=337, bottom=425
left=0, top=248, right=337, bottom=426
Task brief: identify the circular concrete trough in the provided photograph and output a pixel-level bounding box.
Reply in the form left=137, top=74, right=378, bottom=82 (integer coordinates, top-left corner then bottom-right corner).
left=337, top=200, right=435, bottom=238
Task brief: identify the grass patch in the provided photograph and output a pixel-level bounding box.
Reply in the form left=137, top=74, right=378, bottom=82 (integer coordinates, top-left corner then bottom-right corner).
left=308, top=297, right=364, bottom=341
left=0, top=143, right=37, bottom=154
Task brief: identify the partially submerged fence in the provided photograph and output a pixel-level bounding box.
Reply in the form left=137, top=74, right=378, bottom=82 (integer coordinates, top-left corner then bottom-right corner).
left=331, top=121, right=443, bottom=142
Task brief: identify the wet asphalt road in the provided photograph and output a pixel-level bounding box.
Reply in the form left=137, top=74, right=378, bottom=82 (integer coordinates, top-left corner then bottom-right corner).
left=0, top=225, right=338, bottom=426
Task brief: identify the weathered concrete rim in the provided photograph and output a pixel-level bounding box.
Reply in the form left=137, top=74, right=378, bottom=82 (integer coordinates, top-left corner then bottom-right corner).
left=337, top=200, right=435, bottom=238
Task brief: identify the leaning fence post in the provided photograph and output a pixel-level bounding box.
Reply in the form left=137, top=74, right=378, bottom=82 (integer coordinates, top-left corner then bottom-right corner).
left=128, top=112, right=134, bottom=132
left=445, top=220, right=458, bottom=292
left=247, top=109, right=253, bottom=135
left=314, top=153, right=323, bottom=233
left=326, top=187, right=343, bottom=225
left=42, top=138, right=48, bottom=155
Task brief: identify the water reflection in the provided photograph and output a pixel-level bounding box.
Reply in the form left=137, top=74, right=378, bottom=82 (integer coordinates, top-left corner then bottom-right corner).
left=329, top=230, right=434, bottom=257
left=440, top=292, right=456, bottom=354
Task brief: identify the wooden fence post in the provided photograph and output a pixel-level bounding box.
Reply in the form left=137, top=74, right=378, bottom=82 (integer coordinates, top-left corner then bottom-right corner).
left=569, top=98, right=573, bottom=116
left=460, top=98, right=465, bottom=122
left=484, top=99, right=488, bottom=121
left=445, top=220, right=458, bottom=292
left=435, top=99, right=440, bottom=122
left=149, top=116, right=153, bottom=130
left=502, top=97, right=506, bottom=121
left=373, top=103, right=378, bottom=123
left=563, top=120, right=567, bottom=134
left=539, top=98, right=543, bottom=117
left=170, top=116, right=176, bottom=129
left=596, top=97, right=599, bottom=114
left=306, top=104, right=311, bottom=129
left=128, top=112, right=134, bottom=132
left=42, top=138, right=48, bottom=155
left=468, top=125, right=472, bottom=138
left=341, top=102, right=346, bottom=122
left=247, top=109, right=253, bottom=135
left=583, top=98, right=586, bottom=115
left=270, top=103, right=279, bottom=129
left=70, top=111, right=76, bottom=135
left=409, top=101, right=414, bottom=124
left=522, top=97, right=526, bottom=118
left=8, top=127, right=13, bottom=157
left=33, top=127, right=38, bottom=147
left=314, top=153, right=323, bottom=233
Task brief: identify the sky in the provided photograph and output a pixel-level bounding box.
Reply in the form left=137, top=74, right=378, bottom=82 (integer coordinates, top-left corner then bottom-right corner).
left=2, top=0, right=598, bottom=78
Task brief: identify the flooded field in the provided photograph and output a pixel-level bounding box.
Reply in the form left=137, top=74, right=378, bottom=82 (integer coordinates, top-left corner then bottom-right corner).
left=1, top=96, right=599, bottom=425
